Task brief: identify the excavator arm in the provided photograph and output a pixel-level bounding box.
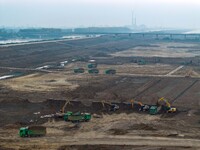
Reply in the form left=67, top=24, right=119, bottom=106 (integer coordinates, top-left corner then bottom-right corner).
left=101, top=101, right=119, bottom=111
left=157, top=97, right=176, bottom=113
left=61, top=100, right=70, bottom=113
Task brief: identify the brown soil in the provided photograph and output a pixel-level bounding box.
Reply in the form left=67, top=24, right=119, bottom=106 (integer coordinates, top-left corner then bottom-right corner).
left=1, top=35, right=200, bottom=149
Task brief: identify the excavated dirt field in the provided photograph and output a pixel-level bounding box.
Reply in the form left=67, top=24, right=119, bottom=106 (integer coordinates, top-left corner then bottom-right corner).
left=1, top=35, right=200, bottom=149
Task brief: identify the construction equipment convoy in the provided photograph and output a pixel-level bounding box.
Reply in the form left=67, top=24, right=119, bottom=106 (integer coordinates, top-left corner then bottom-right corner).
left=19, top=97, right=177, bottom=137
left=130, top=98, right=176, bottom=115
left=19, top=126, right=46, bottom=137
left=64, top=111, right=91, bottom=122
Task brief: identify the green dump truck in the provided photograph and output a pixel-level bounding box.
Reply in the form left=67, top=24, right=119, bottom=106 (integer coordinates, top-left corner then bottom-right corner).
left=105, top=69, right=116, bottom=75
left=74, top=68, right=85, bottom=73
left=87, top=63, right=97, bottom=68
left=64, top=111, right=91, bottom=122
left=88, top=69, right=99, bottom=74
left=149, top=106, right=158, bottom=115
left=137, top=59, right=146, bottom=65
left=19, top=126, right=46, bottom=137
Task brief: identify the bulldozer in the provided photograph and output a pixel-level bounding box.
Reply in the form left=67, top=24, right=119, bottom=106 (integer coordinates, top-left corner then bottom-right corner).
left=157, top=97, right=176, bottom=113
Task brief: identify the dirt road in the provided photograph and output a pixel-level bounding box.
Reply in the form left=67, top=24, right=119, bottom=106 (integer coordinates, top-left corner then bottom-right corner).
left=1, top=134, right=200, bottom=149
left=166, top=65, right=184, bottom=76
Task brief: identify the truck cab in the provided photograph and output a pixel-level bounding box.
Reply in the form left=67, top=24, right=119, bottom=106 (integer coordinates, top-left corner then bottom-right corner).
left=64, top=111, right=73, bottom=121
left=19, top=127, right=28, bottom=137
left=83, top=113, right=92, bottom=121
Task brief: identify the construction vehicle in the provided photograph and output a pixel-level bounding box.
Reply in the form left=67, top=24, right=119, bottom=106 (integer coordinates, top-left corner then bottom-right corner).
left=137, top=59, right=146, bottom=65
left=110, top=104, right=119, bottom=111
left=19, top=126, right=46, bottom=137
left=55, top=100, right=71, bottom=118
left=157, top=97, right=176, bottom=113
left=101, top=101, right=119, bottom=111
left=88, top=69, right=99, bottom=74
left=149, top=106, right=158, bottom=115
left=87, top=63, right=97, bottom=68
left=105, top=69, right=116, bottom=75
left=130, top=100, right=150, bottom=111
left=64, top=111, right=91, bottom=122
left=74, top=68, right=85, bottom=73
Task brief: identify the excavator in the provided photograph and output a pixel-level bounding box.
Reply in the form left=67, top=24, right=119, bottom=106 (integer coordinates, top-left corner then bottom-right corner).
left=130, top=100, right=150, bottom=111
left=157, top=97, right=176, bottom=113
left=55, top=100, right=71, bottom=117
left=101, top=101, right=119, bottom=111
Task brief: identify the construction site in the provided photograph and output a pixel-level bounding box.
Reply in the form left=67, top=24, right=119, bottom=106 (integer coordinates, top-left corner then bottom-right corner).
left=1, top=34, right=200, bottom=149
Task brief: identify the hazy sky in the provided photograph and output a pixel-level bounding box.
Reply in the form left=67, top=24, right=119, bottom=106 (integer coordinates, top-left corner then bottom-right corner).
left=0, top=0, right=200, bottom=29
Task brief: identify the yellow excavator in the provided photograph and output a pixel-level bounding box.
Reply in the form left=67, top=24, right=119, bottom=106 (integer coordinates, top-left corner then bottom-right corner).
left=157, top=97, right=176, bottom=113
left=56, top=100, right=71, bottom=117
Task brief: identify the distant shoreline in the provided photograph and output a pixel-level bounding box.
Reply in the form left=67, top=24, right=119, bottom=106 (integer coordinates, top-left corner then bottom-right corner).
left=0, top=35, right=100, bottom=47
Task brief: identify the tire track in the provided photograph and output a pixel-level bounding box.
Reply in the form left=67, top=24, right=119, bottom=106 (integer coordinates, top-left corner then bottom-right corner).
left=171, top=80, right=198, bottom=103
left=133, top=78, right=161, bottom=99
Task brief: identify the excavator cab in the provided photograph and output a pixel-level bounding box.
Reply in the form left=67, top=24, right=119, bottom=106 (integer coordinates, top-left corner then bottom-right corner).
left=101, top=101, right=119, bottom=111
left=157, top=97, right=176, bottom=113
left=167, top=107, right=177, bottom=113
left=140, top=104, right=150, bottom=111
left=110, top=104, right=119, bottom=111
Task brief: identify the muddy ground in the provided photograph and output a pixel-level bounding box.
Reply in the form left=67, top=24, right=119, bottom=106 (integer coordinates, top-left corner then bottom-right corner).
left=1, top=35, right=200, bottom=149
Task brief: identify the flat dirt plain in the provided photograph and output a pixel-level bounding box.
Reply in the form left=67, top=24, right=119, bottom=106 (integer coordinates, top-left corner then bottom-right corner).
left=1, top=35, right=200, bottom=149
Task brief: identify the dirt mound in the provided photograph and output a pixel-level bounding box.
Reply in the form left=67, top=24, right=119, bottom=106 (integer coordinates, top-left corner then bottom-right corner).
left=129, top=123, right=157, bottom=131
left=108, top=128, right=128, bottom=135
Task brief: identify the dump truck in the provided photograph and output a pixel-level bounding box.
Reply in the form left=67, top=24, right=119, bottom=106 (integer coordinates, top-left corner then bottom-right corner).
left=74, top=68, right=85, bottom=73
left=105, top=69, right=116, bottom=75
left=87, top=63, right=97, bottom=68
left=64, top=111, right=91, bottom=122
left=88, top=69, right=99, bottom=74
left=137, top=59, right=146, bottom=65
left=149, top=106, right=158, bottom=115
left=19, top=126, right=46, bottom=137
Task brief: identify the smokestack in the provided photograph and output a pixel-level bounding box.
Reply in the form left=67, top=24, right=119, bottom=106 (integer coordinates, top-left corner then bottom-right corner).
left=135, top=17, right=137, bottom=26
left=132, top=10, right=137, bottom=27
left=132, top=11, right=134, bottom=26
